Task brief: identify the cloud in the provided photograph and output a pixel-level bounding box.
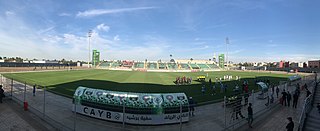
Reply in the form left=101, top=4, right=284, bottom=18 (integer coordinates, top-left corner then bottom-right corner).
left=96, top=23, right=110, bottom=32
left=42, top=35, right=62, bottom=43
left=5, top=11, right=15, bottom=16
left=113, top=35, right=120, bottom=41
left=206, top=24, right=227, bottom=29
left=76, top=7, right=157, bottom=17
left=37, top=26, right=55, bottom=34
left=58, top=13, right=71, bottom=16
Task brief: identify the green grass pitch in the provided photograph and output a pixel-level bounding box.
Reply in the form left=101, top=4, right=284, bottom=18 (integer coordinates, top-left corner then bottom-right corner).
left=3, top=69, right=292, bottom=104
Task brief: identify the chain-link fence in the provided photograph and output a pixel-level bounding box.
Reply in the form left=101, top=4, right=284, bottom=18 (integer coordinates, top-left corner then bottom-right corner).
left=297, top=73, right=319, bottom=131
left=0, top=74, right=73, bottom=131
left=223, top=73, right=318, bottom=130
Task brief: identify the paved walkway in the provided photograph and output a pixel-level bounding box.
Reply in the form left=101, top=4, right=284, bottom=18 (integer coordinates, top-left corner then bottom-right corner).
left=0, top=75, right=316, bottom=131
left=236, top=76, right=318, bottom=131
left=0, top=101, right=36, bottom=131
left=0, top=99, right=55, bottom=131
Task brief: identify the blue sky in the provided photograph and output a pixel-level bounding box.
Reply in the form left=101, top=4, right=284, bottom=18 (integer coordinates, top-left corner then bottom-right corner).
left=0, top=0, right=319, bottom=62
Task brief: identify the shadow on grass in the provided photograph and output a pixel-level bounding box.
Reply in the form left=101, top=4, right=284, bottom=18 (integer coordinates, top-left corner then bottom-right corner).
left=47, top=76, right=289, bottom=104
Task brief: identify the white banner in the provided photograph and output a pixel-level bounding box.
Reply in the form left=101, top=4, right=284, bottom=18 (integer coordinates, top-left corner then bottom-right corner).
left=73, top=105, right=189, bottom=125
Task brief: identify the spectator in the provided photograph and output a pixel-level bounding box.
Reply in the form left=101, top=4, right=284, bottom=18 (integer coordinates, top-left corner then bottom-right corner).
left=235, top=96, right=245, bottom=119
left=220, top=82, right=224, bottom=93
left=188, top=97, right=195, bottom=116
left=306, top=89, right=311, bottom=98
left=272, top=84, right=275, bottom=94
left=281, top=90, right=287, bottom=106
left=295, top=86, right=300, bottom=97
left=286, top=117, right=294, bottom=131
left=211, top=85, right=216, bottom=95
left=270, top=92, right=274, bottom=104
left=224, top=84, right=228, bottom=93
left=292, top=92, right=299, bottom=108
left=276, top=86, right=280, bottom=98
left=0, top=85, right=4, bottom=103
left=304, top=83, right=308, bottom=91
left=33, top=84, right=36, bottom=96
left=287, top=91, right=291, bottom=107
left=244, top=93, right=249, bottom=106
left=296, top=83, right=300, bottom=91
left=247, top=103, right=253, bottom=128
left=265, top=94, right=270, bottom=107
left=201, top=85, right=205, bottom=94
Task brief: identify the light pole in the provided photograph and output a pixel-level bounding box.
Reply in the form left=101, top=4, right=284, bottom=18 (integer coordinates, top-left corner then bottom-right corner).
left=226, top=37, right=229, bottom=70
left=88, top=30, right=92, bottom=68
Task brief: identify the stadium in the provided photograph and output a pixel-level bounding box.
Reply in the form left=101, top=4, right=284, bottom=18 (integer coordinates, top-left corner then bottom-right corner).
left=1, top=0, right=320, bottom=131
left=2, top=59, right=293, bottom=104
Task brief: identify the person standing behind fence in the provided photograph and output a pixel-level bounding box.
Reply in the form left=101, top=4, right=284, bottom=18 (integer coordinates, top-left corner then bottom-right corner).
left=33, top=84, right=36, bottom=96
left=0, top=85, right=4, bottom=103
left=281, top=90, right=287, bottom=106
left=303, top=83, right=308, bottom=91
left=188, top=97, right=195, bottom=116
left=235, top=96, right=245, bottom=119
left=287, top=91, right=291, bottom=107
left=286, top=117, right=294, bottom=131
left=276, top=86, right=280, bottom=98
left=292, top=92, right=298, bottom=108
left=247, top=103, right=253, bottom=128
left=306, top=89, right=311, bottom=98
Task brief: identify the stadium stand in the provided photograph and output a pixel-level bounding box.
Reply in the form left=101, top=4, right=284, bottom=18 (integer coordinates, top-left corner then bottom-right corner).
left=98, top=60, right=221, bottom=71
left=111, top=61, right=121, bottom=68
left=134, top=62, right=145, bottom=69
left=147, top=62, right=158, bottom=69
left=158, top=63, right=167, bottom=69
left=189, top=63, right=200, bottom=69
left=179, top=63, right=190, bottom=70
left=207, top=64, right=220, bottom=69
left=99, top=61, right=113, bottom=68
left=197, top=64, right=210, bottom=69
left=122, top=60, right=133, bottom=68
left=167, top=63, right=177, bottom=70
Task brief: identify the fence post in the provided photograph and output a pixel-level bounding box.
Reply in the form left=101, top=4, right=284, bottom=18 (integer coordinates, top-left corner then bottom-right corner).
left=11, top=78, right=13, bottom=97
left=252, top=90, right=254, bottom=105
left=224, top=96, right=227, bottom=129
left=180, top=102, right=182, bottom=131
left=43, top=86, right=46, bottom=118
left=122, top=98, right=126, bottom=128
left=24, top=82, right=26, bottom=102
left=74, top=97, right=77, bottom=131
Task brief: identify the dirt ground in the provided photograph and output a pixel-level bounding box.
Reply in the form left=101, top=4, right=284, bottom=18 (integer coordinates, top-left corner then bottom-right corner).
left=0, top=66, right=88, bottom=73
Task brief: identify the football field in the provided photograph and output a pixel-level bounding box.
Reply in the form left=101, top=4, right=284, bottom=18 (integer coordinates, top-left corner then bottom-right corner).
left=3, top=69, right=292, bottom=104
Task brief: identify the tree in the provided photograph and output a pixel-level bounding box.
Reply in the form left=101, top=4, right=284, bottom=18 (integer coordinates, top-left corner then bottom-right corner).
left=15, top=57, right=23, bottom=63
left=190, top=58, right=193, bottom=61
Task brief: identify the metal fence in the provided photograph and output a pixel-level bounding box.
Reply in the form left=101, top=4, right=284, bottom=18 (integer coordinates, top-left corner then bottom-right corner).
left=0, top=75, right=73, bottom=131
left=298, top=74, right=319, bottom=131
left=224, top=74, right=317, bottom=130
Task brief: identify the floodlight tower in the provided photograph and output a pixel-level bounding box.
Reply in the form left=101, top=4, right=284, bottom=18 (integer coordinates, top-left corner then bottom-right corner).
left=88, top=30, right=92, bottom=68
left=226, top=37, right=230, bottom=70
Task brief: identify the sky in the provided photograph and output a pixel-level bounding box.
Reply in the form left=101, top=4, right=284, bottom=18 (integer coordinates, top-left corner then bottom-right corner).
left=0, top=0, right=319, bottom=63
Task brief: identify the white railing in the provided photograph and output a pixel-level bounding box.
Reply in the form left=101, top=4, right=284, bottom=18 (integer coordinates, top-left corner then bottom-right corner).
left=298, top=79, right=318, bottom=131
